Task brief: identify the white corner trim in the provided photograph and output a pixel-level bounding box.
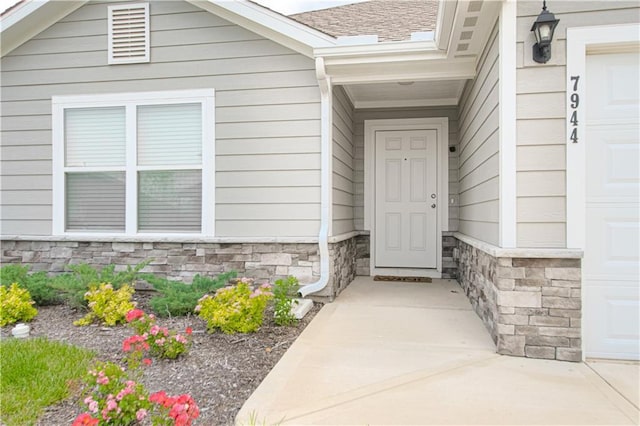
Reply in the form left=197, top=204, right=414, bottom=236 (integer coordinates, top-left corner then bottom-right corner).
left=364, top=117, right=449, bottom=276
left=566, top=23, right=640, bottom=250
left=434, top=0, right=457, bottom=51
left=498, top=0, right=517, bottom=248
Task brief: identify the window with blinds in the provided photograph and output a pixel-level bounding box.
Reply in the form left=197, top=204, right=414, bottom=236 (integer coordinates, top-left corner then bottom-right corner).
left=52, top=89, right=215, bottom=236
left=108, top=3, right=150, bottom=64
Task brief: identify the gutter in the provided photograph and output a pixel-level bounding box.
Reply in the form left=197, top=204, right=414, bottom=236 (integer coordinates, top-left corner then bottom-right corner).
left=299, top=57, right=332, bottom=298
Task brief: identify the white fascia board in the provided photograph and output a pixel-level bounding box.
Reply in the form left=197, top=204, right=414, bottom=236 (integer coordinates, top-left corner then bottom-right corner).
left=1, top=0, right=88, bottom=56
left=315, top=40, right=440, bottom=58
left=435, top=0, right=458, bottom=51
left=188, top=0, right=337, bottom=58
left=327, top=57, right=476, bottom=85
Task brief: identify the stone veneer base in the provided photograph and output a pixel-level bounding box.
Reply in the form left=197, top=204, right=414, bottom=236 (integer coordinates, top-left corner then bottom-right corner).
left=1, top=238, right=359, bottom=301
left=456, top=236, right=582, bottom=362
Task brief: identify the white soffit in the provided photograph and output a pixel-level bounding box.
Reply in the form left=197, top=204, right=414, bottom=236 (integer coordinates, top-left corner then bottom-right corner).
left=344, top=80, right=466, bottom=108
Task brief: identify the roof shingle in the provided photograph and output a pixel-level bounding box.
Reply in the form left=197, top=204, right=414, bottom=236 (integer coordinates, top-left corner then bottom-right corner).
left=289, top=0, right=439, bottom=42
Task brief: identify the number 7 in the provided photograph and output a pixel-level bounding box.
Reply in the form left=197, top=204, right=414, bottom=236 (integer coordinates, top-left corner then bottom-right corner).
left=570, top=75, right=580, bottom=92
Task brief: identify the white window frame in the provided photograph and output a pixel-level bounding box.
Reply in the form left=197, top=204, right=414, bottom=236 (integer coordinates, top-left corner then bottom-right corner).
left=52, top=89, right=215, bottom=238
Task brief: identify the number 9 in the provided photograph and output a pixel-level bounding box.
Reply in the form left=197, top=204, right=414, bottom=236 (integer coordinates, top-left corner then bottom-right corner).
left=570, top=93, right=579, bottom=108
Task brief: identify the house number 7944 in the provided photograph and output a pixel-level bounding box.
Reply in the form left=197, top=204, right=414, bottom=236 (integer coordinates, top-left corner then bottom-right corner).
left=569, top=75, right=580, bottom=144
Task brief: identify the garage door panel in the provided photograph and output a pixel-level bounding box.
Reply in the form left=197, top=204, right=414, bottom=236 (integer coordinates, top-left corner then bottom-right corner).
left=586, top=126, right=640, bottom=199
left=585, top=207, right=640, bottom=279
left=585, top=283, right=640, bottom=360
left=586, top=52, right=640, bottom=122
left=585, top=50, right=640, bottom=360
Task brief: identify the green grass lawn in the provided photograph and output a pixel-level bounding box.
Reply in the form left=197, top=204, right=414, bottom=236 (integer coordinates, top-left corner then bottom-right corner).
left=0, top=337, right=95, bottom=426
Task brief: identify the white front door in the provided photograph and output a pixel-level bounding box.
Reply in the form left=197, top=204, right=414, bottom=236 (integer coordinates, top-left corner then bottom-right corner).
left=375, top=129, right=437, bottom=268
left=584, top=51, right=640, bottom=360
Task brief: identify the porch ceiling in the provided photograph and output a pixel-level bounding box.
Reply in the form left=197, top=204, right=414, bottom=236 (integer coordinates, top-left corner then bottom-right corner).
left=319, top=0, right=501, bottom=109
left=343, top=79, right=466, bottom=109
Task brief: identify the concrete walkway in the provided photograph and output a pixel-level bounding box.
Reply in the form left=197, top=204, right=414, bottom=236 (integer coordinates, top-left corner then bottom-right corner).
left=237, top=277, right=639, bottom=425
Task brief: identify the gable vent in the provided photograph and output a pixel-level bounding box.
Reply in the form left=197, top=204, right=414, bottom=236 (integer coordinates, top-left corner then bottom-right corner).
left=108, top=3, right=150, bottom=64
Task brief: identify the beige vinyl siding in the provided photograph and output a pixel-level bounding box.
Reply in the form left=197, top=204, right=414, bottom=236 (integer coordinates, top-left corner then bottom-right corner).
left=332, top=86, right=355, bottom=236
left=457, top=21, right=499, bottom=246
left=515, top=0, right=640, bottom=247
left=0, top=0, right=321, bottom=238
left=352, top=106, right=459, bottom=232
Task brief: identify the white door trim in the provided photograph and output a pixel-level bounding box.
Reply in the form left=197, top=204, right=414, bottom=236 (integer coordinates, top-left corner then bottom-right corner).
left=566, top=23, right=640, bottom=361
left=566, top=23, right=640, bottom=250
left=364, top=117, right=449, bottom=276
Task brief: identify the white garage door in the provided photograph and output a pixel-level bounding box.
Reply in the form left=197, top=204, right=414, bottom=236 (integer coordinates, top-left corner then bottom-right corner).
left=584, top=51, right=640, bottom=360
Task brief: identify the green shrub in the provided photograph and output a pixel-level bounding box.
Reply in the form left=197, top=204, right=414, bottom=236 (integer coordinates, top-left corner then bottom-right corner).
left=196, top=279, right=273, bottom=334
left=273, top=276, right=300, bottom=326
left=51, top=261, right=150, bottom=309
left=0, top=337, right=94, bottom=426
left=74, top=283, right=136, bottom=326
left=141, top=271, right=236, bottom=317
left=0, top=265, right=61, bottom=306
left=0, top=284, right=38, bottom=327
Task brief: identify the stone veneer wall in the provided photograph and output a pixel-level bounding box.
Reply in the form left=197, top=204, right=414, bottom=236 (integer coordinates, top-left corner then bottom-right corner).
left=353, top=234, right=457, bottom=279
left=456, top=238, right=582, bottom=362
left=0, top=239, right=359, bottom=300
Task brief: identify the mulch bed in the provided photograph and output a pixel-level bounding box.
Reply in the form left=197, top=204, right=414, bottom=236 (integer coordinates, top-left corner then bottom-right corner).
left=0, top=291, right=321, bottom=426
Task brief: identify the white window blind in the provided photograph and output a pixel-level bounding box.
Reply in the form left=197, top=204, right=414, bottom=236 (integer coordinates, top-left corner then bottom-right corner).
left=138, top=170, right=202, bottom=231
left=108, top=3, right=150, bottom=64
left=65, top=107, right=126, bottom=167
left=66, top=172, right=126, bottom=231
left=137, top=103, right=202, bottom=166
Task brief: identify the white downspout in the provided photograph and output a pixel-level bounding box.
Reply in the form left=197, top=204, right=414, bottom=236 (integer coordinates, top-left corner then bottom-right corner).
left=299, top=57, right=332, bottom=298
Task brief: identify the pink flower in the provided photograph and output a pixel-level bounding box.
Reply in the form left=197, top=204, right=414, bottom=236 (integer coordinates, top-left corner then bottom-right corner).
left=88, top=401, right=99, bottom=414
left=143, top=358, right=152, bottom=366
left=96, top=376, right=109, bottom=385
left=136, top=409, right=148, bottom=421
left=106, top=399, right=118, bottom=411
left=150, top=325, right=160, bottom=336
left=185, top=327, right=193, bottom=335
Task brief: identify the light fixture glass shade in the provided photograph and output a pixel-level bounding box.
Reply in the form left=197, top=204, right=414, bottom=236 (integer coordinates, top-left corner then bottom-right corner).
left=530, top=8, right=559, bottom=46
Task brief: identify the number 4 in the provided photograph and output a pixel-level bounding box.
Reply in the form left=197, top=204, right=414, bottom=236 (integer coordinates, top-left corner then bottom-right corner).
left=570, top=128, right=578, bottom=144
left=570, top=110, right=578, bottom=126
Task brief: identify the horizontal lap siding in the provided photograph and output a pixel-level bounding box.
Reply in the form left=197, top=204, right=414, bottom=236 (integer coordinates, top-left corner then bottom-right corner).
left=515, top=0, right=640, bottom=247
left=457, top=21, right=499, bottom=246
left=352, top=106, right=459, bottom=232
left=332, top=86, right=355, bottom=236
left=0, top=0, right=322, bottom=238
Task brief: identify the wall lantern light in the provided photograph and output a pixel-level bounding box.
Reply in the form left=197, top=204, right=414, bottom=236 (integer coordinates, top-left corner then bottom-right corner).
left=530, top=1, right=560, bottom=63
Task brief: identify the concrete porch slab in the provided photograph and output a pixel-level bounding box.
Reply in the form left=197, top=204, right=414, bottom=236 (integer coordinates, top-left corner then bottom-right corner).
left=236, top=277, right=639, bottom=425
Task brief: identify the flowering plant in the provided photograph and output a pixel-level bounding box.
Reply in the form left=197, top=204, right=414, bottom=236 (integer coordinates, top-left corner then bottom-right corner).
left=74, top=326, right=199, bottom=425
left=74, top=283, right=135, bottom=326
left=125, top=309, right=192, bottom=360
left=76, top=361, right=152, bottom=425
left=149, top=391, right=200, bottom=426
left=196, top=278, right=273, bottom=334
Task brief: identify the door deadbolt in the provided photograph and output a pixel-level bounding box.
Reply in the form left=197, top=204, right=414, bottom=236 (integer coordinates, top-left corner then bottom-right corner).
left=431, top=204, right=436, bottom=208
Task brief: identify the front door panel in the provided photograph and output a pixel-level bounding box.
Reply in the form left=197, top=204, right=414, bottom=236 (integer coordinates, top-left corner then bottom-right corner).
left=375, top=130, right=437, bottom=268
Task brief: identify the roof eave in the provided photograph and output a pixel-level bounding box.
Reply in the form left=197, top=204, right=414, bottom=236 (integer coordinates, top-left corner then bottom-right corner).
left=1, top=0, right=88, bottom=57
left=187, top=0, right=338, bottom=57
